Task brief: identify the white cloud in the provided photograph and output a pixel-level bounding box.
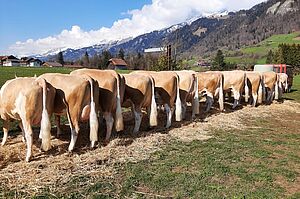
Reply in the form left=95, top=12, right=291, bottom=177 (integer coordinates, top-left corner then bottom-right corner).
left=6, top=0, right=266, bottom=56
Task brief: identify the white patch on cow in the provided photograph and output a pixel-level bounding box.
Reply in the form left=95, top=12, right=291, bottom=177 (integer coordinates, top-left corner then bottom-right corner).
left=218, top=75, right=224, bottom=111
left=165, top=104, right=171, bottom=128
left=192, top=76, right=200, bottom=117
left=13, top=93, right=27, bottom=120
left=245, top=78, right=249, bottom=103
left=88, top=78, right=99, bottom=146
left=115, top=77, right=124, bottom=132
left=232, top=89, right=240, bottom=109
left=274, top=80, right=279, bottom=100
left=149, top=78, right=158, bottom=127
left=22, top=120, right=33, bottom=162
left=252, top=93, right=258, bottom=107
left=89, top=101, right=98, bottom=145
left=258, top=79, right=263, bottom=104
left=175, top=76, right=183, bottom=122
left=40, top=108, right=52, bottom=151
left=39, top=80, right=52, bottom=151
left=68, top=128, right=78, bottom=151
left=1, top=122, right=9, bottom=146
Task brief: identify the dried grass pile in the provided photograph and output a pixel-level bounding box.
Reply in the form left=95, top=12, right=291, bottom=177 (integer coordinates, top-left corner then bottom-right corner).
left=0, top=100, right=299, bottom=196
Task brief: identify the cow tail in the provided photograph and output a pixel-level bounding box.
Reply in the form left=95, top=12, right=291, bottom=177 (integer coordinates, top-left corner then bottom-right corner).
left=275, top=75, right=279, bottom=100
left=192, top=75, right=200, bottom=115
left=149, top=77, right=158, bottom=127
left=261, top=74, right=266, bottom=102
left=115, top=75, right=124, bottom=131
left=37, top=78, right=52, bottom=151
left=218, top=74, right=224, bottom=111
left=245, top=74, right=249, bottom=103
left=285, top=75, right=288, bottom=92
left=258, top=76, right=263, bottom=104
left=87, top=77, right=98, bottom=143
left=175, top=75, right=183, bottom=121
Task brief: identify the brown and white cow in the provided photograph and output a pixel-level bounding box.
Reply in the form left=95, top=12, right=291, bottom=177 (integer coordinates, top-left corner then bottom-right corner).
left=131, top=71, right=182, bottom=128
left=277, top=73, right=288, bottom=99
left=70, top=69, right=124, bottom=144
left=261, top=71, right=278, bottom=103
left=195, top=71, right=224, bottom=112
left=122, top=73, right=158, bottom=133
left=39, top=73, right=99, bottom=151
left=175, top=70, right=199, bottom=119
left=222, top=70, right=245, bottom=109
left=0, top=77, right=56, bottom=161
left=245, top=71, right=263, bottom=106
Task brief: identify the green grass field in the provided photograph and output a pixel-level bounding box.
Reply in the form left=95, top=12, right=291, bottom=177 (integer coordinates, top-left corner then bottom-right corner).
left=285, top=75, right=300, bottom=103
left=0, top=66, right=132, bottom=86
left=0, top=66, right=72, bottom=86
left=226, top=32, right=300, bottom=64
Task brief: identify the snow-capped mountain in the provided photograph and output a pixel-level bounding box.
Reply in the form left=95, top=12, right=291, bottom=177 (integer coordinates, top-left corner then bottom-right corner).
left=35, top=0, right=300, bottom=61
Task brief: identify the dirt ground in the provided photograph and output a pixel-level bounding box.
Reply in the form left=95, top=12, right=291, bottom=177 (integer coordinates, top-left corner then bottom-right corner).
left=0, top=100, right=300, bottom=196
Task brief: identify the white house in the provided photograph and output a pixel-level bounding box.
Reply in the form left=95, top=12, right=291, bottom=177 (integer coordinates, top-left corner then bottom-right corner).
left=1, top=55, right=20, bottom=66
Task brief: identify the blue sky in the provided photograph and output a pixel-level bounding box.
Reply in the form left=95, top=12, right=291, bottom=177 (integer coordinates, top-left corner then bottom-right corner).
left=0, top=0, right=151, bottom=53
left=0, top=0, right=265, bottom=56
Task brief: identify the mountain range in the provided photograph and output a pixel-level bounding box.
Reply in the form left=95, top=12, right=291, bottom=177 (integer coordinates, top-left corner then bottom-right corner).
left=38, top=0, right=300, bottom=61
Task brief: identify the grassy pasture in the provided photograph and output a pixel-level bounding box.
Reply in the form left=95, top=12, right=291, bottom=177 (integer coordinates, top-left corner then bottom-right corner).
left=225, top=32, right=300, bottom=64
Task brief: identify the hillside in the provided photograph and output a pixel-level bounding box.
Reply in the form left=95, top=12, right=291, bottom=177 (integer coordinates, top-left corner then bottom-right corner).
left=187, top=0, right=300, bottom=57
left=38, top=0, right=300, bottom=62
left=225, top=32, right=300, bottom=64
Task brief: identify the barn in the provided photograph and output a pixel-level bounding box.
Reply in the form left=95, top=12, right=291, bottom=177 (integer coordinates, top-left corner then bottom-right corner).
left=107, top=58, right=128, bottom=70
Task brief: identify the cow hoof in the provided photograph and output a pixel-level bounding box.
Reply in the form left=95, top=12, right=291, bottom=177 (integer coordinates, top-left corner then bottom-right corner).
left=91, top=141, right=97, bottom=148
left=103, top=140, right=110, bottom=146
left=68, top=146, right=74, bottom=152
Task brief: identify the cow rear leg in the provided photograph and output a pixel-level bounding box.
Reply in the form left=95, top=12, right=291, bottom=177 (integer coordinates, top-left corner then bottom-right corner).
left=252, top=93, right=258, bottom=107
left=182, top=102, right=187, bottom=120
left=55, top=115, right=62, bottom=137
left=205, top=93, right=214, bottom=112
left=132, top=105, right=143, bottom=134
left=68, top=123, right=79, bottom=152
left=103, top=112, right=114, bottom=145
left=267, top=89, right=273, bottom=103
left=22, top=121, right=33, bottom=162
left=232, top=90, right=240, bottom=109
left=164, top=104, right=172, bottom=128
left=19, top=122, right=26, bottom=143
left=1, top=121, right=9, bottom=146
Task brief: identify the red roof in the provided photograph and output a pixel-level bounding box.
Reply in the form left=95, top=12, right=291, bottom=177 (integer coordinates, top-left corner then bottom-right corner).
left=109, top=58, right=127, bottom=66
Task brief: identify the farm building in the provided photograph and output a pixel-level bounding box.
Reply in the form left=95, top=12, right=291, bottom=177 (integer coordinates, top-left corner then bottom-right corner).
left=20, top=57, right=42, bottom=67
left=0, top=55, right=20, bottom=66
left=42, top=61, right=63, bottom=67
left=108, top=58, right=128, bottom=70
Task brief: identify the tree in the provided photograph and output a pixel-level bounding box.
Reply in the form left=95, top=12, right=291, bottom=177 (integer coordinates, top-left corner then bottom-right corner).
left=118, top=48, right=125, bottom=60
left=266, top=50, right=274, bottom=64
left=153, top=54, right=168, bottom=71
left=56, top=51, right=64, bottom=66
left=212, top=50, right=225, bottom=70
left=99, top=50, right=112, bottom=69
left=82, top=51, right=90, bottom=67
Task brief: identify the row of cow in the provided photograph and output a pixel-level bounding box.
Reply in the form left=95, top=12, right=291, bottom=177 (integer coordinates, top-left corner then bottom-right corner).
left=0, top=69, right=288, bottom=161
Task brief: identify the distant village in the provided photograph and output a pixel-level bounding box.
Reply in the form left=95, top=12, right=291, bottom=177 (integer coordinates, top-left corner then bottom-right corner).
left=0, top=55, right=132, bottom=70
